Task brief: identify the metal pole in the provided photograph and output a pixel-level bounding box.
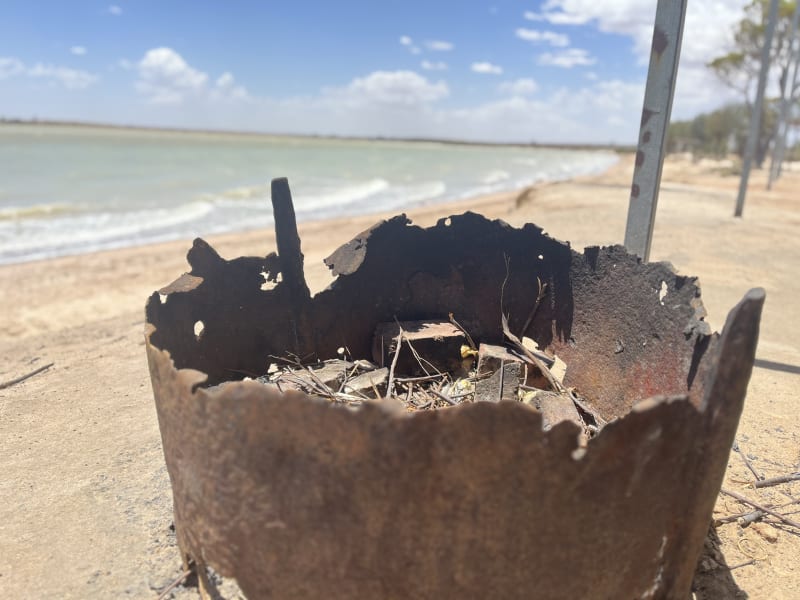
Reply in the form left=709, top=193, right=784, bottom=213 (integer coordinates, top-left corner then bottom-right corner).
left=735, top=0, right=780, bottom=216
left=768, top=1, right=800, bottom=189
left=624, top=0, right=687, bottom=262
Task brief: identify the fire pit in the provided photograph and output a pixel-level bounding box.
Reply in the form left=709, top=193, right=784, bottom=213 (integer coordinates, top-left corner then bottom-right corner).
left=146, top=179, right=763, bottom=599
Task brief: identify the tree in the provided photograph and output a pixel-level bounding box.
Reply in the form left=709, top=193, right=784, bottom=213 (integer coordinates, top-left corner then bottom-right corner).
left=708, top=0, right=799, bottom=167
left=667, top=104, right=751, bottom=157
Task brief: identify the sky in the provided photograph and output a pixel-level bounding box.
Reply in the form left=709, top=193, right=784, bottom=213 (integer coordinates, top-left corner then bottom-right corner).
left=0, top=0, right=751, bottom=145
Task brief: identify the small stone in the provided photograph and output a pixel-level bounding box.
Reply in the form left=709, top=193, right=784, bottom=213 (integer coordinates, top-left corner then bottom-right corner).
left=751, top=522, right=778, bottom=543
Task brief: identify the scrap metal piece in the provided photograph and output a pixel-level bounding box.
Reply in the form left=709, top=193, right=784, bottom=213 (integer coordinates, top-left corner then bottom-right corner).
left=146, top=199, right=764, bottom=599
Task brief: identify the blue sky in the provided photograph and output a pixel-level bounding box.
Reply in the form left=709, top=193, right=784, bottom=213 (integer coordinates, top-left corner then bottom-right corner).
left=0, top=0, right=749, bottom=144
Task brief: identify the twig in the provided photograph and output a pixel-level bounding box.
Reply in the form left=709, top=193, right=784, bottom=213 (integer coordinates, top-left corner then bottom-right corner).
left=715, top=509, right=764, bottom=526
left=448, top=312, right=476, bottom=350
left=499, top=253, right=511, bottom=318
left=395, top=374, right=444, bottom=384
left=431, top=389, right=459, bottom=406
left=737, top=510, right=765, bottom=526
left=501, top=314, right=562, bottom=393
left=725, top=559, right=756, bottom=571
left=568, top=389, right=608, bottom=428
left=733, top=440, right=764, bottom=482
left=519, top=277, right=548, bottom=339
left=156, top=569, right=192, bottom=600
left=0, top=362, right=54, bottom=390
left=404, top=338, right=442, bottom=378
left=385, top=328, right=403, bottom=400
left=720, top=488, right=800, bottom=529
left=754, top=472, right=800, bottom=489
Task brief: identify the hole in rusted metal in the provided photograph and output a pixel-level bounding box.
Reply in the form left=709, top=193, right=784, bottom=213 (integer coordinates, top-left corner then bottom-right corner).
left=193, top=320, right=205, bottom=340
left=261, top=271, right=282, bottom=291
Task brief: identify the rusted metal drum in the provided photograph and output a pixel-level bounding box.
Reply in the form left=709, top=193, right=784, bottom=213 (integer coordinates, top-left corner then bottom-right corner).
left=146, top=187, right=763, bottom=599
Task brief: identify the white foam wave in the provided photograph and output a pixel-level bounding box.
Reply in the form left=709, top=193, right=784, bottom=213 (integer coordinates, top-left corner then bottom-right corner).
left=0, top=203, right=77, bottom=221
left=481, top=170, right=510, bottom=184
left=0, top=200, right=213, bottom=263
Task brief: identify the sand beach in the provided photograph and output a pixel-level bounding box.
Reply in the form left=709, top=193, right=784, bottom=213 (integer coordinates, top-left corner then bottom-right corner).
left=1, top=154, right=798, bottom=598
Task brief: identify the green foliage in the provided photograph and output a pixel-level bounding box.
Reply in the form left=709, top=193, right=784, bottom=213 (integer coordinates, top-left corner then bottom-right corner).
left=708, top=0, right=798, bottom=102
left=667, top=104, right=751, bottom=157
left=706, top=0, right=799, bottom=167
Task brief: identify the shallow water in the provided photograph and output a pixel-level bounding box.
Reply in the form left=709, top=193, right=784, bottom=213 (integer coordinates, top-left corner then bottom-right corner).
left=0, top=124, right=618, bottom=264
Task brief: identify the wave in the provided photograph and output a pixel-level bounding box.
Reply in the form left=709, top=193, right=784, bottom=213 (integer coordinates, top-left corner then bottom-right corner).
left=0, top=200, right=214, bottom=263
left=481, top=170, right=510, bottom=185
left=0, top=203, right=77, bottom=221
left=216, top=183, right=271, bottom=201
left=297, top=178, right=391, bottom=212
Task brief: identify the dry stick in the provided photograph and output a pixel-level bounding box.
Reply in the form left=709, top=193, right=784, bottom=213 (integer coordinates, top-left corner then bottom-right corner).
left=725, top=559, right=756, bottom=571
left=156, top=569, right=192, bottom=600
left=720, top=488, right=800, bottom=530
left=431, top=389, right=459, bottom=406
left=448, top=312, right=476, bottom=350
left=502, top=314, right=562, bottom=393
left=385, top=329, right=403, bottom=400
left=519, top=277, right=548, bottom=339
left=714, top=510, right=764, bottom=526
left=0, top=362, right=54, bottom=390
left=395, top=374, right=443, bottom=384
left=754, top=472, right=800, bottom=489
left=733, top=440, right=764, bottom=482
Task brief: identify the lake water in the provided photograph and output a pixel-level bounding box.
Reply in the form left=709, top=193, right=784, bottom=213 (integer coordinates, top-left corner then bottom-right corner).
left=0, top=124, right=618, bottom=265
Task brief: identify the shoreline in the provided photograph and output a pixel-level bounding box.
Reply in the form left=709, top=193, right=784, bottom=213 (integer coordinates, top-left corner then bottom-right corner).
left=1, top=153, right=799, bottom=598
left=0, top=118, right=635, bottom=152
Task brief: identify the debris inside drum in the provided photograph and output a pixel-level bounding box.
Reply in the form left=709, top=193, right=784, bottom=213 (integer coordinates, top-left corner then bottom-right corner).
left=243, top=317, right=606, bottom=440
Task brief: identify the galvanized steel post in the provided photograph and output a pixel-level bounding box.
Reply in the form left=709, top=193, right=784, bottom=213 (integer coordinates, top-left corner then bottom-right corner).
left=624, top=0, right=687, bottom=262
left=736, top=0, right=780, bottom=216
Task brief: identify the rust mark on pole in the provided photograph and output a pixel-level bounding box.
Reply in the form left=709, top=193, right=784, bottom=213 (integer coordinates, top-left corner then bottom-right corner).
left=624, top=0, right=687, bottom=262
left=652, top=27, right=669, bottom=56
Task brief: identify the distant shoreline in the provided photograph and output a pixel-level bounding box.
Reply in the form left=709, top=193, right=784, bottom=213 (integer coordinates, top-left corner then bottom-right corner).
left=0, top=117, right=634, bottom=153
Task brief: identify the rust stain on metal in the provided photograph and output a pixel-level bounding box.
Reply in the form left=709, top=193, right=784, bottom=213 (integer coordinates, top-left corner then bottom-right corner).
left=635, top=151, right=645, bottom=167
left=631, top=183, right=640, bottom=197
left=652, top=26, right=669, bottom=55
left=641, top=108, right=657, bottom=127
left=643, top=131, right=652, bottom=144
left=145, top=182, right=764, bottom=599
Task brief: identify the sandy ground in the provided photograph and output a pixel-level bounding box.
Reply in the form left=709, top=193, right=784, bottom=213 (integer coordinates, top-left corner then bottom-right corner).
left=1, top=154, right=798, bottom=598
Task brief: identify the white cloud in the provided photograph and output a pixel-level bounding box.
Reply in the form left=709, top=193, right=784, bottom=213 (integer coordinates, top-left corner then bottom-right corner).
left=0, top=57, right=24, bottom=79
left=213, top=71, right=249, bottom=101
left=70, top=46, right=87, bottom=56
left=27, top=63, right=97, bottom=88
left=499, top=78, right=539, bottom=96
left=0, top=56, right=97, bottom=88
left=399, top=35, right=422, bottom=55
left=135, top=47, right=248, bottom=105
left=421, top=60, right=448, bottom=71
left=216, top=72, right=234, bottom=88
left=523, top=8, right=590, bottom=25
left=538, top=48, right=596, bottom=68
left=515, top=28, right=569, bottom=47
left=135, top=47, right=209, bottom=104
left=521, top=0, right=750, bottom=118
left=425, top=40, right=454, bottom=51
left=325, top=70, right=449, bottom=106
left=471, top=61, right=503, bottom=75
left=108, top=5, right=122, bottom=16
